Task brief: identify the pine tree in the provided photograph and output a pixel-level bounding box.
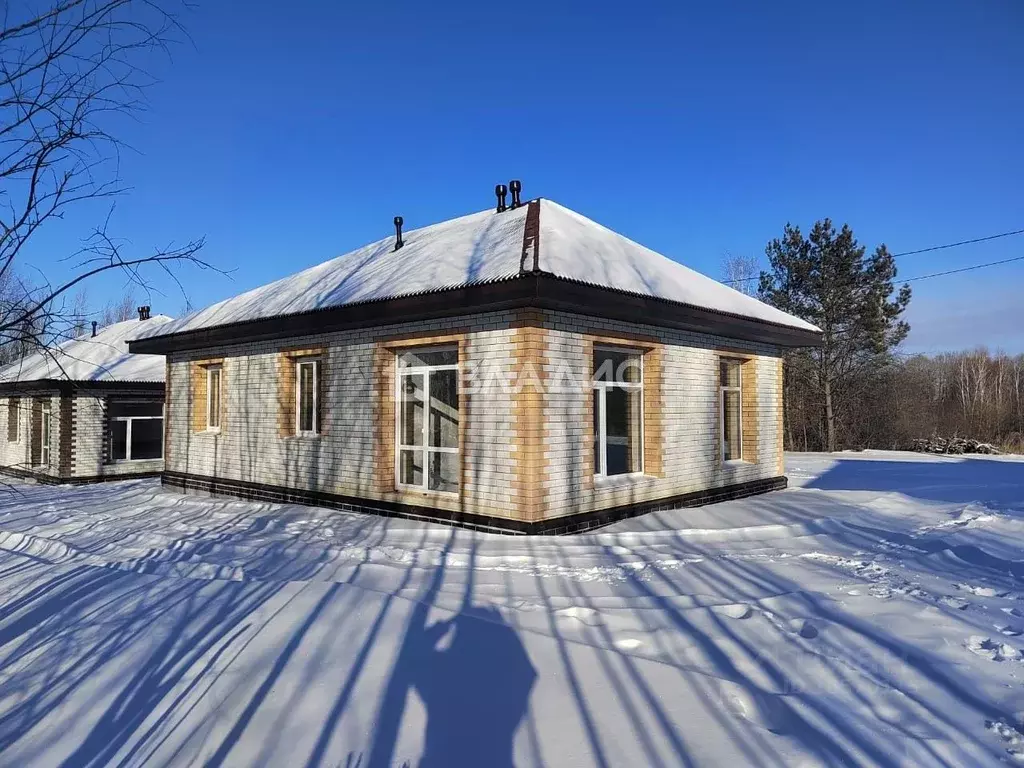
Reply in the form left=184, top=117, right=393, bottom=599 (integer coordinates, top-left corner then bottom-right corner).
left=759, top=219, right=911, bottom=452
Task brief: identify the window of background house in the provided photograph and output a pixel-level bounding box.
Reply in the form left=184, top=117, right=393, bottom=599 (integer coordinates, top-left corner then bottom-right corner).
left=720, top=358, right=743, bottom=461
left=109, top=401, right=164, bottom=461
left=7, top=397, right=19, bottom=442
left=593, top=347, right=643, bottom=477
left=206, top=365, right=222, bottom=430
left=396, top=346, right=459, bottom=493
left=295, top=358, right=319, bottom=434
left=37, top=399, right=51, bottom=467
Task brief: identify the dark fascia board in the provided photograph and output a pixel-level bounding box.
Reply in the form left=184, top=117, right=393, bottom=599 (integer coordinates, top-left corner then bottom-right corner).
left=128, top=274, right=823, bottom=355
left=0, top=379, right=164, bottom=395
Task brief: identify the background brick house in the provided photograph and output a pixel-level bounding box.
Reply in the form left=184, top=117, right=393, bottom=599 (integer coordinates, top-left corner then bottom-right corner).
left=0, top=312, right=171, bottom=483
left=130, top=194, right=821, bottom=533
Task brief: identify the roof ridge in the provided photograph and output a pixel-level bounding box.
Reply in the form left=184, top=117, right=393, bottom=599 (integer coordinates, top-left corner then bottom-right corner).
left=518, top=199, right=542, bottom=276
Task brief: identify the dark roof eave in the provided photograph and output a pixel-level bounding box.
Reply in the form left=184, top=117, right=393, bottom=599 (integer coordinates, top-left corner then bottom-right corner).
left=128, top=274, right=823, bottom=355
left=0, top=379, right=164, bottom=394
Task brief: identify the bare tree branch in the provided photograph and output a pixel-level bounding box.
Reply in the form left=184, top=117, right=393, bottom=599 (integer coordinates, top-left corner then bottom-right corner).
left=0, top=0, right=208, bottom=369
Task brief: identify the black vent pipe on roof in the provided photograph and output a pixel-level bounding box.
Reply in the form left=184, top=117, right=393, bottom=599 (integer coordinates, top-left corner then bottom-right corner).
left=91, top=321, right=97, bottom=337
left=509, top=179, right=522, bottom=209
left=394, top=216, right=404, bottom=250
left=495, top=183, right=508, bottom=213
left=137, top=305, right=150, bottom=321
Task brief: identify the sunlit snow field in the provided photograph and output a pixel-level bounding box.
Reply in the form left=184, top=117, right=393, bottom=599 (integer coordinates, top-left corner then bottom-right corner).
left=1, top=451, right=1023, bottom=766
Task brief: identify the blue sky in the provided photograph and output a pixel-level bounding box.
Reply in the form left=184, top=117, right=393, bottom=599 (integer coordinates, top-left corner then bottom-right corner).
left=27, top=0, right=1024, bottom=352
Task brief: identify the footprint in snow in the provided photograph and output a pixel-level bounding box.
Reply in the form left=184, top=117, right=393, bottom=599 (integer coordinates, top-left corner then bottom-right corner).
left=939, top=596, right=970, bottom=611
left=712, top=603, right=753, bottom=620
left=985, top=719, right=1024, bottom=763
left=788, top=618, right=820, bottom=639
left=717, top=682, right=795, bottom=735
left=998, top=626, right=1024, bottom=637
left=955, top=583, right=1003, bottom=598
left=1003, top=607, right=1024, bottom=619
left=966, top=636, right=1022, bottom=662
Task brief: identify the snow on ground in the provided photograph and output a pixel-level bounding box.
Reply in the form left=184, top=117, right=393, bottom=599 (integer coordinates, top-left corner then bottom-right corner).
left=0, top=452, right=1023, bottom=766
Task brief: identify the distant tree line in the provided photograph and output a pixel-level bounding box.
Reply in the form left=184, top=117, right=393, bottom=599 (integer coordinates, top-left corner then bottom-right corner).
left=782, top=348, right=1024, bottom=454
left=725, top=220, right=1023, bottom=455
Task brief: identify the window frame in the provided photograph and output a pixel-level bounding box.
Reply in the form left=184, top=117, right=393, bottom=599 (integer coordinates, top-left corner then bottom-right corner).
left=206, top=365, right=222, bottom=432
left=719, top=357, right=744, bottom=462
left=109, top=401, right=164, bottom=463
left=592, top=345, right=645, bottom=479
left=7, top=397, right=19, bottom=443
left=294, top=357, right=320, bottom=436
left=394, top=345, right=460, bottom=494
left=37, top=398, right=51, bottom=468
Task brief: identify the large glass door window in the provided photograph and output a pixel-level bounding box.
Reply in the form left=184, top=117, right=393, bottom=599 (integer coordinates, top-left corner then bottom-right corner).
left=593, top=347, right=643, bottom=477
left=109, top=401, right=164, bottom=461
left=396, top=347, right=459, bottom=493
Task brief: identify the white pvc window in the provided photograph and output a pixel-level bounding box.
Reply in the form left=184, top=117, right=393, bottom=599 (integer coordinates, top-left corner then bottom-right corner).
left=207, top=365, right=222, bottom=431
left=396, top=347, right=459, bottom=493
left=593, top=347, right=643, bottom=477
left=295, top=358, right=319, bottom=435
left=109, top=401, right=164, bottom=462
left=38, top=399, right=51, bottom=467
left=720, top=359, right=743, bottom=461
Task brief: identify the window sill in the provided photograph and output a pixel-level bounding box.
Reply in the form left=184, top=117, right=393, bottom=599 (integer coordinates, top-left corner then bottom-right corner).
left=197, top=428, right=221, bottom=435
left=721, top=459, right=754, bottom=467
left=108, top=458, right=163, bottom=465
left=284, top=432, right=321, bottom=440
left=394, top=485, right=460, bottom=500
left=593, top=473, right=657, bottom=488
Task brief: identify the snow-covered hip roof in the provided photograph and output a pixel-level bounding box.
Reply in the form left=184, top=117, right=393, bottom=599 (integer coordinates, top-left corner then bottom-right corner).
left=134, top=199, right=820, bottom=342
left=0, top=315, right=173, bottom=384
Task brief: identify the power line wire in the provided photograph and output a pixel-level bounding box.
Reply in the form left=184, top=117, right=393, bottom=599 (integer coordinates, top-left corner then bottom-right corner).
left=892, top=227, right=1024, bottom=257
left=722, top=226, right=1024, bottom=284
left=725, top=254, right=1024, bottom=285
left=901, top=255, right=1024, bottom=283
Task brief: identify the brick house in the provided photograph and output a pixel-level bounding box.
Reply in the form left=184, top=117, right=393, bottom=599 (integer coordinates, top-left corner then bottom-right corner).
left=0, top=311, right=171, bottom=483
left=130, top=191, right=821, bottom=533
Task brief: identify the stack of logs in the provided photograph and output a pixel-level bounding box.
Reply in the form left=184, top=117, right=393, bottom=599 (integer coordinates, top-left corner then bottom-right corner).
left=910, top=437, right=1001, bottom=455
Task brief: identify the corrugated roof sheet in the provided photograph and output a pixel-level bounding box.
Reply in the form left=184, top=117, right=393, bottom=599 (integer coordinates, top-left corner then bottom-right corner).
left=136, top=199, right=819, bottom=340
left=1, top=315, right=173, bottom=383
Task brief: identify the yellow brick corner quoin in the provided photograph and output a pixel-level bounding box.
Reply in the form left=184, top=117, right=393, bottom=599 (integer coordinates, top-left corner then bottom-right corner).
left=511, top=311, right=549, bottom=522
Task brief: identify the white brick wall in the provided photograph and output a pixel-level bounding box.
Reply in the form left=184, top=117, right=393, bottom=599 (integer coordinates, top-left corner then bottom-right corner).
left=0, top=390, right=164, bottom=480
left=164, top=309, right=785, bottom=523
left=166, top=313, right=521, bottom=517
left=0, top=393, right=61, bottom=478
left=0, top=395, right=31, bottom=471
left=540, top=311, right=783, bottom=517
